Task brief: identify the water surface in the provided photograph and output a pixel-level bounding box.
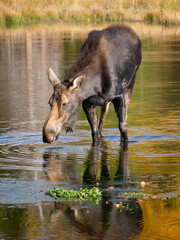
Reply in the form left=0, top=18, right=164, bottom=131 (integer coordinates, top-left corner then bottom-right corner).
left=0, top=23, right=180, bottom=240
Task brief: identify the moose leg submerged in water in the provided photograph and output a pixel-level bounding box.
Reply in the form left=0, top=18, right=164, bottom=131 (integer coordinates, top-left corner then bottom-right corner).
left=43, top=25, right=142, bottom=144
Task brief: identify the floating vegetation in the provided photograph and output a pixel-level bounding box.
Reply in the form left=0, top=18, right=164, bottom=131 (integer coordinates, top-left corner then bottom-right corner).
left=46, top=185, right=180, bottom=208
left=46, top=187, right=102, bottom=204
left=114, top=202, right=133, bottom=212
left=119, top=192, right=151, bottom=199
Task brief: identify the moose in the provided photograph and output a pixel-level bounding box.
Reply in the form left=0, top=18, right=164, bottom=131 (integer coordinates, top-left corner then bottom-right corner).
left=43, top=25, right=141, bottom=144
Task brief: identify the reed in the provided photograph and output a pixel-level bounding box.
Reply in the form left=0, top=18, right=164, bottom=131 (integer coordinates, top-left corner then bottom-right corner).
left=0, top=0, right=179, bottom=26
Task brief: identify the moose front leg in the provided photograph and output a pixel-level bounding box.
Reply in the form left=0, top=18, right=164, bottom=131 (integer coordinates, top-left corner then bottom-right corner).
left=98, top=103, right=109, bottom=136
left=82, top=100, right=99, bottom=144
left=112, top=95, right=128, bottom=142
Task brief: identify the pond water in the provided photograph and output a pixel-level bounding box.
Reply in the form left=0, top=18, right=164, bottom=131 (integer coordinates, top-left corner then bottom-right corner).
left=0, top=23, right=180, bottom=240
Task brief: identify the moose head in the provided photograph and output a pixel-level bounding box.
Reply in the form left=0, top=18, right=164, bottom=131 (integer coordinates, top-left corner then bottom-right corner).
left=42, top=68, right=85, bottom=144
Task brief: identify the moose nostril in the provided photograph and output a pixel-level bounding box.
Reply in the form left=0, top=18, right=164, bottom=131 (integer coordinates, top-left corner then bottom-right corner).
left=43, top=134, right=49, bottom=143
left=43, top=134, right=53, bottom=144
left=43, top=130, right=56, bottom=144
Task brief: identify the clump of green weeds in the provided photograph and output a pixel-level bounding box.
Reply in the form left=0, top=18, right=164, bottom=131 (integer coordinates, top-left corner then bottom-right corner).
left=46, top=187, right=102, bottom=204
left=120, top=192, right=151, bottom=199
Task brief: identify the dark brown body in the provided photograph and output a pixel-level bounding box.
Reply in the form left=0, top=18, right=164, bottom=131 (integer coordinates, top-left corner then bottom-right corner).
left=43, top=25, right=142, bottom=144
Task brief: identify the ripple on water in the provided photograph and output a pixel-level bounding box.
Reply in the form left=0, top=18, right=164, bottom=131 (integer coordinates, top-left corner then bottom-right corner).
left=139, top=216, right=180, bottom=240
left=0, top=126, right=179, bottom=206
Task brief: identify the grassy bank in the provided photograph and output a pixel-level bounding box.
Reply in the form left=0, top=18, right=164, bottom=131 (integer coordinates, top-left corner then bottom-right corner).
left=0, top=0, right=180, bottom=26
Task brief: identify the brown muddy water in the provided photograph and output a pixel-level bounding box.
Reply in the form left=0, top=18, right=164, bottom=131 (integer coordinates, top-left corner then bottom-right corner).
left=0, top=23, right=180, bottom=240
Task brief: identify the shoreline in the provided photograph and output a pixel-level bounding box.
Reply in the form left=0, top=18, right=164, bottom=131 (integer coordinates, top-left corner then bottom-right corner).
left=0, top=1, right=180, bottom=27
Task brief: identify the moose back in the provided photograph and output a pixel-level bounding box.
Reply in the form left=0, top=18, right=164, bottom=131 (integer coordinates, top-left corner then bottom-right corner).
left=43, top=25, right=142, bottom=144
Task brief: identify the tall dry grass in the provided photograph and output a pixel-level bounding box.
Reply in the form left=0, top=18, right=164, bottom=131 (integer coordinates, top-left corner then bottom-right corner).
left=0, top=0, right=180, bottom=25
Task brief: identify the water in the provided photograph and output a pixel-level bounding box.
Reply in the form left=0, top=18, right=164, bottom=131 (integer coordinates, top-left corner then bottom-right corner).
left=0, top=23, right=180, bottom=240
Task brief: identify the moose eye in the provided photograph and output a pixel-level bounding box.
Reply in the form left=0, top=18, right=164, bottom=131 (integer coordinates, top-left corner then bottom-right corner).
left=49, top=99, right=53, bottom=106
left=62, top=102, right=67, bottom=109
left=48, top=95, right=54, bottom=106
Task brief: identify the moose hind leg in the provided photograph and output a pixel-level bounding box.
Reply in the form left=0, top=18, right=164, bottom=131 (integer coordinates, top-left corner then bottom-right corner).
left=82, top=100, right=99, bottom=143
left=98, top=103, right=109, bottom=136
left=112, top=95, right=128, bottom=142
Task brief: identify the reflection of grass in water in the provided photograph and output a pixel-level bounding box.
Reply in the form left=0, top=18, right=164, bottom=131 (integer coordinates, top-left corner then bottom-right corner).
left=0, top=23, right=179, bottom=41
left=0, top=0, right=179, bottom=26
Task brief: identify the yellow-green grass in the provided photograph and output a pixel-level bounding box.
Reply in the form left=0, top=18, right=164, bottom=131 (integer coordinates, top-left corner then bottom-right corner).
left=0, top=0, right=180, bottom=26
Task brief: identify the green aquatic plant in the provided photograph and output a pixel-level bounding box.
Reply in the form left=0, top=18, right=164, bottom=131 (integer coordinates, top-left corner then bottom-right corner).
left=46, top=187, right=102, bottom=204
left=119, top=192, right=151, bottom=199
left=114, top=201, right=133, bottom=212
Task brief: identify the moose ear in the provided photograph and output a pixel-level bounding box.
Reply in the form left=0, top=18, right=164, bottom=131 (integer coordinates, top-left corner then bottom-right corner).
left=70, top=75, right=85, bottom=91
left=47, top=68, right=60, bottom=87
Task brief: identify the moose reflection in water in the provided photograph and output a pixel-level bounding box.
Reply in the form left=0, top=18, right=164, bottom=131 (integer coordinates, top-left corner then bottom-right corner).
left=43, top=143, right=143, bottom=239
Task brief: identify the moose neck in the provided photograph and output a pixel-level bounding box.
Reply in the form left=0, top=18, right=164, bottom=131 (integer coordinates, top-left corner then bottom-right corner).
left=77, top=74, right=101, bottom=104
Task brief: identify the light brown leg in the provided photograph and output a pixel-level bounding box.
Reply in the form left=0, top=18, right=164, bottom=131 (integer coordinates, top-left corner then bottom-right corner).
left=98, top=103, right=109, bottom=135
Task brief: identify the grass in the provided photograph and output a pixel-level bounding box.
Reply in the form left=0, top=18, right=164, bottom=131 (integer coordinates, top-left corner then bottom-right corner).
left=0, top=0, right=180, bottom=26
